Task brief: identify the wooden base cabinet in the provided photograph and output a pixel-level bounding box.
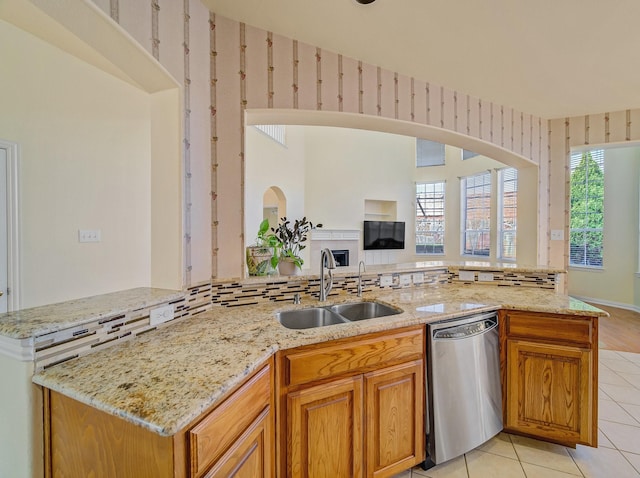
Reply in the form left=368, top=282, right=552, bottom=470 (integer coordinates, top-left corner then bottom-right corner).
left=500, top=311, right=598, bottom=447
left=288, top=375, right=364, bottom=478
left=278, top=326, right=425, bottom=478
left=365, top=361, right=424, bottom=478
left=44, top=359, right=275, bottom=478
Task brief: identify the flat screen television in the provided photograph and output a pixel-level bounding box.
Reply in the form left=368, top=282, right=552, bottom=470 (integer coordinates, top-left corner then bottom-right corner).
left=363, top=221, right=406, bottom=250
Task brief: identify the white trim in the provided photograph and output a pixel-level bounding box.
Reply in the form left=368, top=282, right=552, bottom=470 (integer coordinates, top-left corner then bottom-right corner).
left=0, top=140, right=20, bottom=311
left=569, top=265, right=604, bottom=273
left=570, top=294, right=640, bottom=314
left=0, top=334, right=33, bottom=361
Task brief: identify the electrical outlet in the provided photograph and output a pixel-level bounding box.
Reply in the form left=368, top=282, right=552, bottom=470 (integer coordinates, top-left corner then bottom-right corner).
left=412, top=272, right=424, bottom=284
left=478, top=272, right=494, bottom=282
left=150, top=304, right=174, bottom=326
left=399, top=274, right=412, bottom=286
left=459, top=270, right=475, bottom=281
left=380, top=275, right=393, bottom=287
left=78, top=229, right=101, bottom=243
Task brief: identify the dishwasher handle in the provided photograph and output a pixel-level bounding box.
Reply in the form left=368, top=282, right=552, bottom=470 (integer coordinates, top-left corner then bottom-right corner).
left=432, top=316, right=498, bottom=340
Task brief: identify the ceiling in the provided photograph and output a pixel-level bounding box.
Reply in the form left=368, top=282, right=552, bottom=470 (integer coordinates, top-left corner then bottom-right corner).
left=201, top=0, right=640, bottom=119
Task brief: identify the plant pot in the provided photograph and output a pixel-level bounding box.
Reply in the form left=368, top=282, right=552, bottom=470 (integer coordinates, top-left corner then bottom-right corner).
left=246, top=246, right=275, bottom=276
left=278, top=257, right=301, bottom=276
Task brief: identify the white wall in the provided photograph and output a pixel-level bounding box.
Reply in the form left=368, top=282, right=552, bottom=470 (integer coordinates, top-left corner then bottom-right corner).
left=0, top=355, right=39, bottom=478
left=0, top=20, right=153, bottom=307
left=245, top=125, right=306, bottom=246
left=569, top=146, right=640, bottom=308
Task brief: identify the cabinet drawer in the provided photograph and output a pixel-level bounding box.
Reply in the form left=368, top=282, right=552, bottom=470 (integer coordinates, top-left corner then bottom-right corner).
left=189, top=364, right=271, bottom=477
left=284, top=327, right=424, bottom=387
left=505, top=311, right=593, bottom=347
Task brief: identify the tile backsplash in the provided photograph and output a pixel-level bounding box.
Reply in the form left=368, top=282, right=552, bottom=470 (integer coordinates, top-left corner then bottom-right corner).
left=24, top=266, right=557, bottom=371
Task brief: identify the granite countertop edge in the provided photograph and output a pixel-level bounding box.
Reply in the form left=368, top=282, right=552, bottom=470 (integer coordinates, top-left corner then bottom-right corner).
left=0, top=288, right=183, bottom=340
left=32, top=284, right=605, bottom=437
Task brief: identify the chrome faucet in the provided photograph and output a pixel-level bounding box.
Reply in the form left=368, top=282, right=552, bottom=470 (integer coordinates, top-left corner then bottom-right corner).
left=357, top=260, right=366, bottom=297
left=319, top=248, right=336, bottom=301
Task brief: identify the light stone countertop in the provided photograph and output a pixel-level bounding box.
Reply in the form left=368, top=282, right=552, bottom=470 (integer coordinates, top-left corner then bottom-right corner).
left=0, top=288, right=183, bottom=339
left=32, top=283, right=605, bottom=437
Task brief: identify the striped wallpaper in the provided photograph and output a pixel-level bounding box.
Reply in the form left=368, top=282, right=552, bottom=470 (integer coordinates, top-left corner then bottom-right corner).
left=90, top=1, right=640, bottom=281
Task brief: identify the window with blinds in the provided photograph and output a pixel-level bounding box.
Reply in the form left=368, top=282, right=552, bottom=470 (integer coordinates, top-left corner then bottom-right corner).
left=570, top=150, right=604, bottom=267
left=462, top=149, right=478, bottom=160
left=498, top=168, right=517, bottom=260
left=416, top=181, right=445, bottom=254
left=416, top=139, right=445, bottom=167
left=254, top=124, right=286, bottom=146
left=461, top=171, right=491, bottom=256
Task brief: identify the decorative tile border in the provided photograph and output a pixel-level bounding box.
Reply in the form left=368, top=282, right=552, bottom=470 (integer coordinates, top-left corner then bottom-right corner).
left=26, top=267, right=556, bottom=371
left=33, top=282, right=213, bottom=371
left=210, top=268, right=451, bottom=307
left=448, top=269, right=557, bottom=289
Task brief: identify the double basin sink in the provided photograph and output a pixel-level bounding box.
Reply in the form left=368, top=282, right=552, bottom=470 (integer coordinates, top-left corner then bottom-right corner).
left=277, top=301, right=402, bottom=329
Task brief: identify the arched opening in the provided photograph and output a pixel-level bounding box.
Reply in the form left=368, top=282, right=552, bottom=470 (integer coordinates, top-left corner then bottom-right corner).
left=243, top=109, right=540, bottom=276
left=262, top=186, right=286, bottom=230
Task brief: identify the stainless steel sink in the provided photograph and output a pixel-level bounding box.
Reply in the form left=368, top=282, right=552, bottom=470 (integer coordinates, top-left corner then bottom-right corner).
left=276, top=301, right=403, bottom=329
left=329, top=301, right=402, bottom=321
left=276, top=308, right=348, bottom=329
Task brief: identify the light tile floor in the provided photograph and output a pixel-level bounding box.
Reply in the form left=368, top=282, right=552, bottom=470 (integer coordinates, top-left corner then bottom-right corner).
left=395, top=349, right=640, bottom=478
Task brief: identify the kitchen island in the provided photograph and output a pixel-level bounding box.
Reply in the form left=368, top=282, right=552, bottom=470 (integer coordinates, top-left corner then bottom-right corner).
left=32, top=282, right=605, bottom=477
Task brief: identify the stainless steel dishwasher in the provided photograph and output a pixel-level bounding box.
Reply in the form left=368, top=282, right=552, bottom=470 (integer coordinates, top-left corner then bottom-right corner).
left=424, top=311, right=502, bottom=467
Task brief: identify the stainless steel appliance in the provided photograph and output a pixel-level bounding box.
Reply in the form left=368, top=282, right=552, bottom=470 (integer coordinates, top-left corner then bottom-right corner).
left=424, top=312, right=502, bottom=467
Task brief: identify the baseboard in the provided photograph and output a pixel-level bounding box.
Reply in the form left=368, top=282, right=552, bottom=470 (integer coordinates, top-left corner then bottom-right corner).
left=570, top=295, right=640, bottom=314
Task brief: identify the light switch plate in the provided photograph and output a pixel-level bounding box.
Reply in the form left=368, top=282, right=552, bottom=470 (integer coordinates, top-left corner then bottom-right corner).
left=550, top=229, right=564, bottom=241
left=400, top=274, right=412, bottom=286
left=380, top=275, right=393, bottom=287
left=78, top=229, right=101, bottom=243
left=150, top=304, right=174, bottom=326
left=459, top=270, right=475, bottom=281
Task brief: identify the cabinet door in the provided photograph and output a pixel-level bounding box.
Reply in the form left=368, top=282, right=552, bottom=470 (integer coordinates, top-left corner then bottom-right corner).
left=204, top=408, right=273, bottom=478
left=364, top=360, right=424, bottom=478
left=506, top=339, right=594, bottom=445
left=287, top=375, right=364, bottom=478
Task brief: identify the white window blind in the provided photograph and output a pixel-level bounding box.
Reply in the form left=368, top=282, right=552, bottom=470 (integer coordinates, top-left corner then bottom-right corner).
left=570, top=150, right=604, bottom=267
left=416, top=181, right=445, bottom=254
left=498, top=168, right=517, bottom=260
left=461, top=171, right=491, bottom=257
left=254, top=124, right=286, bottom=146
left=462, top=149, right=477, bottom=160
left=416, top=139, right=445, bottom=167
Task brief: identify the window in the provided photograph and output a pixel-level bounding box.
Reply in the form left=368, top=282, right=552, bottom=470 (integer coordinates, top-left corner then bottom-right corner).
left=416, top=181, right=445, bottom=254
left=254, top=124, right=286, bottom=146
left=498, top=168, right=517, bottom=260
left=570, top=150, right=604, bottom=267
left=416, top=139, right=445, bottom=167
left=461, top=171, right=491, bottom=256
left=462, top=149, right=477, bottom=160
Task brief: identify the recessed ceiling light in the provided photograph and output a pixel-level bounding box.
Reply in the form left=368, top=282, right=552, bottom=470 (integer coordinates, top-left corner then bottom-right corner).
left=355, top=0, right=376, bottom=4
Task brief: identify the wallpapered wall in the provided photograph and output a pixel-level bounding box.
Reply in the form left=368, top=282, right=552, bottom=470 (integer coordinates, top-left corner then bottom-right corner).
left=93, top=0, right=557, bottom=280
left=549, top=112, right=640, bottom=274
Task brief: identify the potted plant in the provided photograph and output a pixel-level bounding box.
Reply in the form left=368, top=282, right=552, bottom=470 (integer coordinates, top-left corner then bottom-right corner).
left=271, top=216, right=318, bottom=275
left=245, top=218, right=279, bottom=276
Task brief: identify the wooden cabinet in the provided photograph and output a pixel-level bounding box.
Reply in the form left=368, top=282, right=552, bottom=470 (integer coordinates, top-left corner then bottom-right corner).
left=500, top=310, right=598, bottom=447
left=365, top=361, right=424, bottom=478
left=44, top=359, right=275, bottom=478
left=277, top=326, right=425, bottom=478
left=288, top=375, right=364, bottom=478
